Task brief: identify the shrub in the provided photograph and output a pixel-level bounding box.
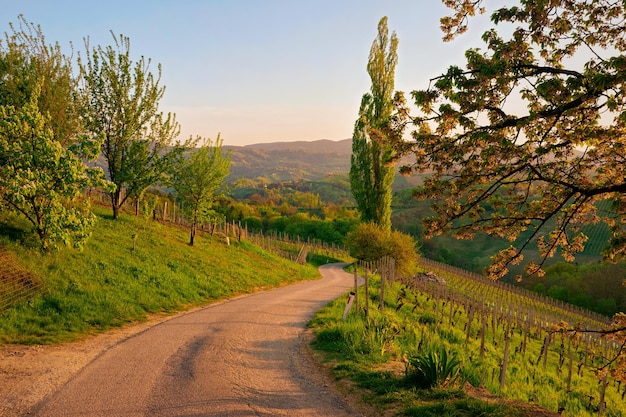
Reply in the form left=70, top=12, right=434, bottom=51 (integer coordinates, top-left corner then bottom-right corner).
left=405, top=344, right=461, bottom=389
left=345, top=222, right=418, bottom=277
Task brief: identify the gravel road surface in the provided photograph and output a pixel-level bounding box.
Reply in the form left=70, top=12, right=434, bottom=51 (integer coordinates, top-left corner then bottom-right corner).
left=28, top=263, right=362, bottom=417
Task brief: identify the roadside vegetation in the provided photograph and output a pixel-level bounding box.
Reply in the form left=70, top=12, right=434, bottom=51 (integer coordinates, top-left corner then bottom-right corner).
left=0, top=205, right=320, bottom=345
left=308, top=263, right=623, bottom=417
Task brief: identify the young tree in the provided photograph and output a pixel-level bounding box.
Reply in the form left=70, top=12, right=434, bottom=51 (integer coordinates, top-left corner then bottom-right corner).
left=397, top=1, right=626, bottom=279
left=0, top=94, right=109, bottom=251
left=0, top=15, right=81, bottom=146
left=78, top=33, right=191, bottom=219
left=171, top=135, right=231, bottom=246
left=350, top=16, right=400, bottom=231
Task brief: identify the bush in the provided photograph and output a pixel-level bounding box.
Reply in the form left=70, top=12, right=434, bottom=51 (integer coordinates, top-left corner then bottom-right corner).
left=405, top=344, right=461, bottom=389
left=345, top=222, right=418, bottom=277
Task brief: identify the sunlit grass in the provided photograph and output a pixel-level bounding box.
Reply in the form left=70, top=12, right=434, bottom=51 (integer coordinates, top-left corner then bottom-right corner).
left=0, top=205, right=319, bottom=344
left=308, top=270, right=625, bottom=417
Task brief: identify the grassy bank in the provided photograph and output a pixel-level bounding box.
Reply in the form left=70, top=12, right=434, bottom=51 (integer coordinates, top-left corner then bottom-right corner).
left=308, top=266, right=624, bottom=417
left=0, top=205, right=320, bottom=345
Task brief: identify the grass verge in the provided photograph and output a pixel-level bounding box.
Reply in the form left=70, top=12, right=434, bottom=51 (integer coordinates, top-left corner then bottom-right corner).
left=0, top=205, right=320, bottom=345
left=307, top=266, right=624, bottom=417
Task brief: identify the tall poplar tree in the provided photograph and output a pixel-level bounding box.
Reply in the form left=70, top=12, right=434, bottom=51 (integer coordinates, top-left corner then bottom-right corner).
left=350, top=16, right=398, bottom=231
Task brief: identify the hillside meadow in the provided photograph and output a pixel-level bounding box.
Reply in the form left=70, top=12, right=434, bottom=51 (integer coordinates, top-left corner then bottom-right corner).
left=0, top=205, right=321, bottom=345
left=308, top=262, right=624, bottom=417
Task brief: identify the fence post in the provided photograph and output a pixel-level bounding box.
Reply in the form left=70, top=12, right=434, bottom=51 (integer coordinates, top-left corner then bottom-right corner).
left=500, top=321, right=511, bottom=391
left=364, top=265, right=369, bottom=319
left=353, top=263, right=359, bottom=312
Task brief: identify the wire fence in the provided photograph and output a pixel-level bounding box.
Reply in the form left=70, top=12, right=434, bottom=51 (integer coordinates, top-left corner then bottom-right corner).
left=0, top=246, right=44, bottom=312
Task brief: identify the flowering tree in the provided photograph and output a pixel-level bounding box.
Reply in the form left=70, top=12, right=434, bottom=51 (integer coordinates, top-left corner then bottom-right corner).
left=397, top=0, right=626, bottom=279
left=0, top=96, right=109, bottom=250
left=79, top=33, right=191, bottom=219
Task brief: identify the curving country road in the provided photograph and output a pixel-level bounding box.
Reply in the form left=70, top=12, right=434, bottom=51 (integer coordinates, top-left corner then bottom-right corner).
left=31, top=263, right=362, bottom=417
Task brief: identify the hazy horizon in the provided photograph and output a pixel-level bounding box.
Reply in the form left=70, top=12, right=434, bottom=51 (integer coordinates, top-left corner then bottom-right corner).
left=2, top=1, right=491, bottom=146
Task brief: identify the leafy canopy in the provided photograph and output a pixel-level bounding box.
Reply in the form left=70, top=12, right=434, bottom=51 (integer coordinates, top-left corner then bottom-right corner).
left=0, top=15, right=81, bottom=146
left=0, top=94, right=109, bottom=250
left=346, top=222, right=418, bottom=277
left=78, top=33, right=192, bottom=219
left=0, top=16, right=110, bottom=251
left=171, top=135, right=231, bottom=246
left=396, top=0, right=626, bottom=279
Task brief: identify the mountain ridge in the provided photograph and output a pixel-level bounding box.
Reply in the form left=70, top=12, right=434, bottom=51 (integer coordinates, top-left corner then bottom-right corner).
left=233, top=138, right=352, bottom=154
left=227, top=138, right=353, bottom=182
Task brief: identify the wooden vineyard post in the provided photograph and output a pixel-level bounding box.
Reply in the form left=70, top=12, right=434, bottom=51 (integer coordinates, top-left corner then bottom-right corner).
left=500, top=321, right=511, bottom=390
left=480, top=311, right=487, bottom=359
left=353, top=263, right=359, bottom=313
left=598, top=341, right=610, bottom=416
left=364, top=266, right=369, bottom=319
left=521, top=318, right=530, bottom=358
left=543, top=332, right=550, bottom=370
left=379, top=257, right=386, bottom=311
left=566, top=335, right=574, bottom=393
left=465, top=305, right=474, bottom=345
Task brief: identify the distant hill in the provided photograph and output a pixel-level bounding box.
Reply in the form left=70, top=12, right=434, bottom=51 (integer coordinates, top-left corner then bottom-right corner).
left=238, top=139, right=353, bottom=154
left=226, top=139, right=352, bottom=183
left=226, top=138, right=424, bottom=189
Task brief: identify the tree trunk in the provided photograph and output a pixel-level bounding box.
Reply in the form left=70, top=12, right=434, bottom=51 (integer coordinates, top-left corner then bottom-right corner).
left=110, top=189, right=121, bottom=220
left=353, top=264, right=359, bottom=312
left=189, top=212, right=198, bottom=246
left=36, top=220, right=49, bottom=252
left=190, top=221, right=196, bottom=246
left=364, top=267, right=369, bottom=319
left=379, top=260, right=386, bottom=311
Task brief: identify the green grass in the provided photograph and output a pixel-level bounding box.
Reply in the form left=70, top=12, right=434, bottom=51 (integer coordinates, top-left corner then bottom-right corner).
left=308, top=266, right=625, bottom=417
left=0, top=205, right=320, bottom=344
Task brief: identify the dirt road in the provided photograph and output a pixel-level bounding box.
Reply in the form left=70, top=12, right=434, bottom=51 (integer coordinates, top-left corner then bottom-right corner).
left=2, top=263, right=364, bottom=417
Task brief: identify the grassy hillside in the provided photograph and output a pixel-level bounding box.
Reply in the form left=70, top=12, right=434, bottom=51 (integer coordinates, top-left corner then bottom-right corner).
left=391, top=197, right=609, bottom=275
left=309, top=261, right=623, bottom=417
left=0, top=205, right=320, bottom=345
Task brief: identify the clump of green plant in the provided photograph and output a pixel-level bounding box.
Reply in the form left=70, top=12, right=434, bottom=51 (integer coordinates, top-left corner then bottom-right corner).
left=313, top=311, right=403, bottom=362
left=405, top=344, right=461, bottom=389
left=363, top=312, right=403, bottom=358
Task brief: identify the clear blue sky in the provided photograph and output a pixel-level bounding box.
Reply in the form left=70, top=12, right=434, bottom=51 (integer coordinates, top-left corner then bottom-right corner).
left=1, top=1, right=490, bottom=146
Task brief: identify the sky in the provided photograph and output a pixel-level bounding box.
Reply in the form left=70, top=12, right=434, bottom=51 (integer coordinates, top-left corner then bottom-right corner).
left=1, top=1, right=492, bottom=146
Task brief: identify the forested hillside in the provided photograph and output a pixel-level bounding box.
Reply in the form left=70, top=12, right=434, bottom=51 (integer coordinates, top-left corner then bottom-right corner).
left=227, top=139, right=352, bottom=183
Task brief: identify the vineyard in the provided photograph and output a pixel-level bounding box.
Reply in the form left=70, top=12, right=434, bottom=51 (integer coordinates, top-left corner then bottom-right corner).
left=329, top=257, right=625, bottom=416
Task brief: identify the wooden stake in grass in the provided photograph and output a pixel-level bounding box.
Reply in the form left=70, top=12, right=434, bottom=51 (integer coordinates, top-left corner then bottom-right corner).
left=480, top=312, right=487, bottom=359
left=364, top=266, right=369, bottom=319
left=567, top=335, right=574, bottom=392
left=500, top=321, right=511, bottom=390
left=353, top=263, right=359, bottom=313
left=379, top=258, right=386, bottom=311
left=465, top=305, right=474, bottom=345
